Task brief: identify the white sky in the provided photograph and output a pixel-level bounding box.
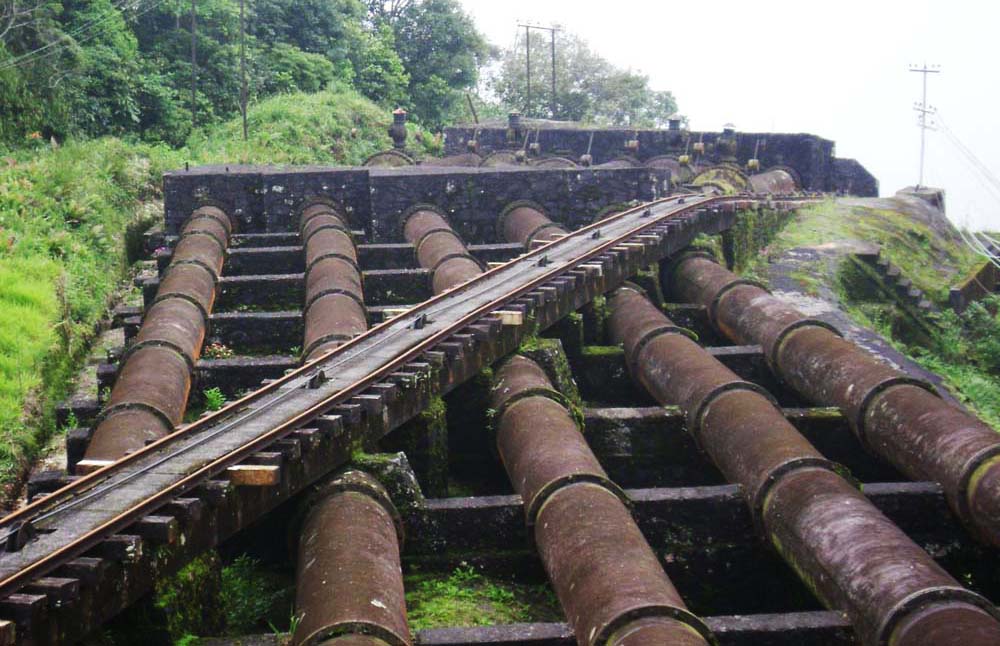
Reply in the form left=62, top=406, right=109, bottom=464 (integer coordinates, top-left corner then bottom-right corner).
left=458, top=0, right=1000, bottom=231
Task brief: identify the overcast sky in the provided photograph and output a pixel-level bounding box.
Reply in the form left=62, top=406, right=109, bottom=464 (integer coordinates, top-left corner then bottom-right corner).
left=458, top=0, right=1000, bottom=231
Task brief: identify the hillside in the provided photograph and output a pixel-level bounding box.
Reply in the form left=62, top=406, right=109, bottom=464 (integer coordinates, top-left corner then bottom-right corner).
left=741, top=193, right=1000, bottom=427
left=0, top=87, right=437, bottom=495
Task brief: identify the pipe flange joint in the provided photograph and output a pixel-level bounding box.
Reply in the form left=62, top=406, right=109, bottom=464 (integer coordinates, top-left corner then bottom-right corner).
left=303, top=288, right=366, bottom=318
left=755, top=457, right=849, bottom=538
left=625, top=325, right=698, bottom=377
left=151, top=292, right=213, bottom=330
left=496, top=199, right=550, bottom=241
left=597, top=604, right=718, bottom=646
left=527, top=476, right=630, bottom=528
left=688, top=381, right=779, bottom=442
left=119, top=339, right=196, bottom=373
left=707, top=278, right=768, bottom=329
left=854, top=376, right=937, bottom=450
left=92, top=401, right=176, bottom=435
left=304, top=251, right=360, bottom=277
left=876, top=586, right=1000, bottom=646
left=299, top=621, right=410, bottom=646
left=768, top=318, right=843, bottom=373
left=957, top=444, right=1000, bottom=537
left=398, top=203, right=448, bottom=239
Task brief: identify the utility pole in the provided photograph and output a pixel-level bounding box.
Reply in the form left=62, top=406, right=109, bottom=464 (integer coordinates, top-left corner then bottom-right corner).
left=524, top=24, right=531, bottom=117
left=239, top=0, right=248, bottom=141
left=190, top=0, right=197, bottom=128
left=909, top=63, right=940, bottom=188
left=519, top=23, right=560, bottom=119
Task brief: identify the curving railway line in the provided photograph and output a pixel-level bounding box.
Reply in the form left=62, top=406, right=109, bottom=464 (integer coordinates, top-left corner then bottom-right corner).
left=0, top=153, right=998, bottom=646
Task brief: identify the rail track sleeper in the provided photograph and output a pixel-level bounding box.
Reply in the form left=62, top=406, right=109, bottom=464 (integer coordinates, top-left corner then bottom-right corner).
left=243, top=451, right=285, bottom=466
left=22, top=578, right=79, bottom=606
left=131, top=516, right=179, bottom=544
left=314, top=414, right=344, bottom=439
left=328, top=403, right=363, bottom=426
left=90, top=535, right=143, bottom=564
left=272, top=437, right=303, bottom=460
left=53, top=558, right=107, bottom=588
left=289, top=427, right=321, bottom=449
left=0, top=593, right=46, bottom=641
left=160, top=498, right=204, bottom=525
left=192, top=479, right=235, bottom=506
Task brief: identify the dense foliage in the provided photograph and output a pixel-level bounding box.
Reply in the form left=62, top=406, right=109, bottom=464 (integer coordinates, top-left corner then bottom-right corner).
left=0, top=0, right=486, bottom=145
left=490, top=31, right=677, bottom=126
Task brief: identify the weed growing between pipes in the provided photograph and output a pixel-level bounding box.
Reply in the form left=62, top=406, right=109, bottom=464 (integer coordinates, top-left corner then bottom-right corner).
left=404, top=564, right=560, bottom=630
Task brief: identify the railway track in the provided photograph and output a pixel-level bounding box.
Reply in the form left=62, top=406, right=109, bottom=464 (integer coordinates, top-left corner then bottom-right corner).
left=2, top=154, right=998, bottom=645
left=0, top=191, right=801, bottom=644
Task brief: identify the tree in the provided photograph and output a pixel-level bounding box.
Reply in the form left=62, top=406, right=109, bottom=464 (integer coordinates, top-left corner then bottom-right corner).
left=491, top=31, right=677, bottom=127
left=390, top=0, right=488, bottom=127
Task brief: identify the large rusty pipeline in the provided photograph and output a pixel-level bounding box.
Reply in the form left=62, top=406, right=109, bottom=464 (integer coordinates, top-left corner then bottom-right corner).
left=300, top=203, right=367, bottom=362
left=607, top=286, right=1000, bottom=646
left=85, top=206, right=231, bottom=462
left=293, top=470, right=411, bottom=646
left=669, top=252, right=1000, bottom=546
left=748, top=168, right=798, bottom=194
left=402, top=206, right=484, bottom=294
left=491, top=355, right=714, bottom=646
left=498, top=201, right=568, bottom=249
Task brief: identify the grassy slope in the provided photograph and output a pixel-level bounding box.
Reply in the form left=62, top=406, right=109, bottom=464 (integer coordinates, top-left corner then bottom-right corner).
left=0, top=86, right=438, bottom=492
left=750, top=197, right=1000, bottom=427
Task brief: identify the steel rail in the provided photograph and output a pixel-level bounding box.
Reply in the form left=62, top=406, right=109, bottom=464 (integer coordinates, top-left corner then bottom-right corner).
left=0, top=193, right=817, bottom=599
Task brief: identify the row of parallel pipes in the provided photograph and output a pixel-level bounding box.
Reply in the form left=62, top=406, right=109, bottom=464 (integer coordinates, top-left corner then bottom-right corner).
left=669, top=252, right=1000, bottom=546
left=84, top=206, right=232, bottom=464
left=606, top=285, right=1000, bottom=646
left=300, top=203, right=367, bottom=362
left=491, top=356, right=714, bottom=646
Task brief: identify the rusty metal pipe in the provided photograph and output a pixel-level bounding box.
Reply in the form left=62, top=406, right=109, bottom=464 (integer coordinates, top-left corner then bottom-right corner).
left=85, top=206, right=231, bottom=461
left=293, top=470, right=411, bottom=646
left=499, top=202, right=568, bottom=248
left=402, top=206, right=484, bottom=294
left=607, top=286, right=1000, bottom=646
left=491, top=356, right=713, bottom=646
left=301, top=204, right=367, bottom=362
left=670, top=253, right=1000, bottom=546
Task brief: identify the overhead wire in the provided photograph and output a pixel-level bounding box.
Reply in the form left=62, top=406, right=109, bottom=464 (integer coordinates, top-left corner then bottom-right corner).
left=0, top=0, right=167, bottom=73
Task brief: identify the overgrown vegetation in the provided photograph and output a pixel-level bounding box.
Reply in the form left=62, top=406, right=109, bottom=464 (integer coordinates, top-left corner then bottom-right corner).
left=755, top=197, right=1000, bottom=429
left=0, top=85, right=437, bottom=494
left=404, top=564, right=561, bottom=630
left=0, top=0, right=488, bottom=145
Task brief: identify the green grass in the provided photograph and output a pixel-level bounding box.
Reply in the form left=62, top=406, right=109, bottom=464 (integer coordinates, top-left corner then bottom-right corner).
left=0, top=85, right=439, bottom=496
left=770, top=198, right=979, bottom=303
left=405, top=565, right=561, bottom=631
left=755, top=197, right=999, bottom=431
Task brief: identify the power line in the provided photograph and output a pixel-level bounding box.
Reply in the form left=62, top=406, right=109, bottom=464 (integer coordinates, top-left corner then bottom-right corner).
left=0, top=0, right=155, bottom=72
left=518, top=22, right=560, bottom=119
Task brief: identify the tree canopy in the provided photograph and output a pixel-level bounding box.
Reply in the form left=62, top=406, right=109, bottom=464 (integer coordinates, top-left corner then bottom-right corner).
left=490, top=30, right=677, bottom=127
left=0, top=0, right=487, bottom=146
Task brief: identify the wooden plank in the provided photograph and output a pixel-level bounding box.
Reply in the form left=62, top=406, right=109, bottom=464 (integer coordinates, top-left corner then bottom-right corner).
left=226, top=465, right=280, bottom=486
left=74, top=460, right=113, bottom=475
left=493, top=311, right=524, bottom=326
